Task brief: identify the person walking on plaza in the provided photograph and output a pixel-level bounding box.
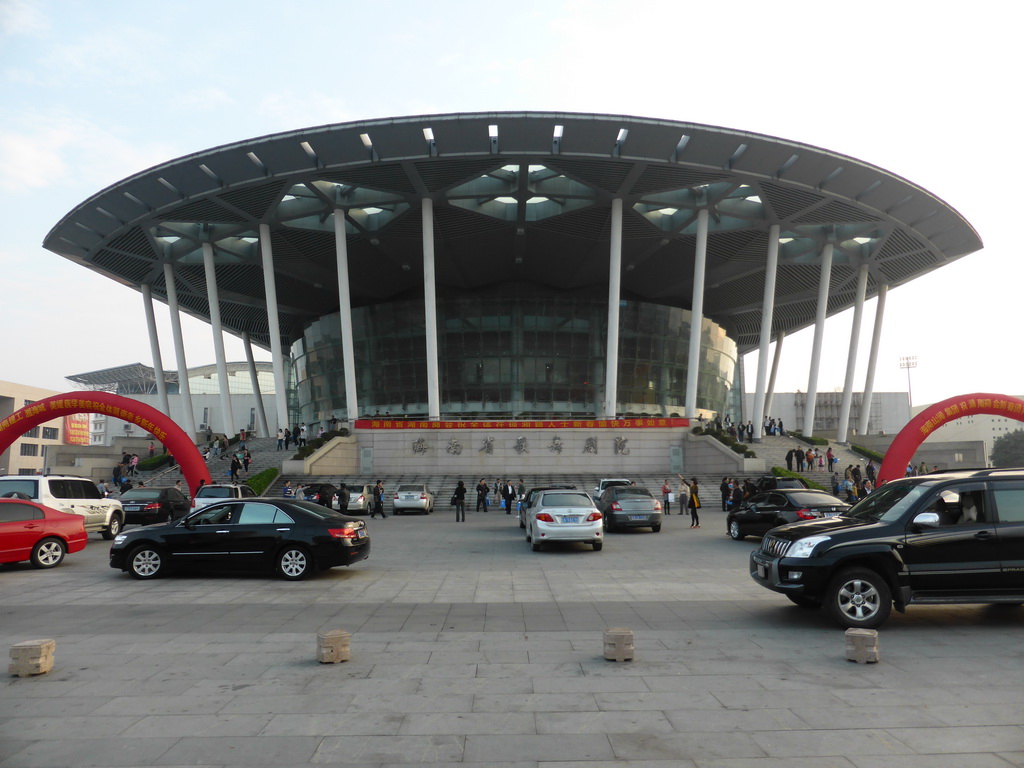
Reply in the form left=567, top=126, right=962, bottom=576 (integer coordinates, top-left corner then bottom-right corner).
left=453, top=481, right=467, bottom=522
left=282, top=480, right=294, bottom=498
left=229, top=455, right=241, bottom=482
left=502, top=479, right=516, bottom=514
left=662, top=479, right=672, bottom=515
left=687, top=478, right=701, bottom=528
left=476, top=478, right=490, bottom=512
left=242, top=448, right=251, bottom=476
left=336, top=483, right=350, bottom=513
left=369, top=480, right=387, bottom=519
left=148, top=441, right=155, bottom=459
left=719, top=477, right=731, bottom=511
left=276, top=428, right=284, bottom=450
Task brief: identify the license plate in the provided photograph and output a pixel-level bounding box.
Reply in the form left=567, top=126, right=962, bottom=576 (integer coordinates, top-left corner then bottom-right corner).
left=125, top=505, right=141, bottom=512
left=629, top=515, right=647, bottom=521
left=756, top=563, right=767, bottom=578
left=357, top=529, right=367, bottom=539
left=562, top=516, right=580, bottom=523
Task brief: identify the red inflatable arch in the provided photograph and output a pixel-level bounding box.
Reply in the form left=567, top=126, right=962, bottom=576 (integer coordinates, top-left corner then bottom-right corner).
left=878, top=392, right=1024, bottom=484
left=0, top=391, right=211, bottom=494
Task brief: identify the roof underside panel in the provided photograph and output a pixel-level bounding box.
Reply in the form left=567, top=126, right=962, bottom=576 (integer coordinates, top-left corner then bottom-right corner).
left=41, top=112, right=982, bottom=351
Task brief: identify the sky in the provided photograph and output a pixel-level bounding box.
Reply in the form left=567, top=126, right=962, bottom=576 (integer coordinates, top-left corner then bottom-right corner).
left=0, top=0, right=1016, bottom=408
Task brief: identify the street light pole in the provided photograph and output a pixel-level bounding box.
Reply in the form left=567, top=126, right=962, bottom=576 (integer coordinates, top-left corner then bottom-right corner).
left=900, top=355, right=918, bottom=411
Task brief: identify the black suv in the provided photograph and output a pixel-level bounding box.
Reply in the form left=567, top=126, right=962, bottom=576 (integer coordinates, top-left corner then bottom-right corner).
left=749, top=469, right=1024, bottom=628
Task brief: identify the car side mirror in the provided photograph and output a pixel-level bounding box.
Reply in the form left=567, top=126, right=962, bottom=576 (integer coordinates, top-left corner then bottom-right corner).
left=748, top=504, right=758, bottom=513
left=912, top=511, right=940, bottom=528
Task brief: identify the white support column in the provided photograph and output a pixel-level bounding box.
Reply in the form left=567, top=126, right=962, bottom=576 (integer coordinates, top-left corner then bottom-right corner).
left=837, top=264, right=870, bottom=444
left=334, top=208, right=360, bottom=423
left=202, top=242, right=236, bottom=436
left=260, top=224, right=289, bottom=431
left=422, top=198, right=441, bottom=420
left=141, top=283, right=170, bottom=416
left=858, top=283, right=888, bottom=437
left=764, top=329, right=785, bottom=422
left=162, top=262, right=197, bottom=441
left=242, top=332, right=269, bottom=438
left=751, top=224, right=780, bottom=442
left=685, top=208, right=709, bottom=418
left=803, top=242, right=834, bottom=437
left=604, top=198, right=624, bottom=419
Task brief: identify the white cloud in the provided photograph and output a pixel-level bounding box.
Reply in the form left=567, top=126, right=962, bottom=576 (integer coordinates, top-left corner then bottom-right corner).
left=257, top=91, right=357, bottom=132
left=0, top=0, right=48, bottom=37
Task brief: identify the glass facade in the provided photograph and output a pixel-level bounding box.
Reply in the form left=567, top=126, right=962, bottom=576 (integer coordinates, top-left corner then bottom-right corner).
left=292, top=297, right=738, bottom=423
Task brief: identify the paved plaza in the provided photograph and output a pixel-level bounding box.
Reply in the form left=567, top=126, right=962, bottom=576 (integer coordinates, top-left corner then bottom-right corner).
left=3, top=502, right=1024, bottom=767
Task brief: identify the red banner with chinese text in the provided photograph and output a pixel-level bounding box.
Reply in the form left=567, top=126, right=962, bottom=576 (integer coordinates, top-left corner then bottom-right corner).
left=354, top=418, right=690, bottom=430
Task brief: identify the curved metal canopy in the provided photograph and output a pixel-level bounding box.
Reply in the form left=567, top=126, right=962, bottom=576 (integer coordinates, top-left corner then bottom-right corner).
left=44, top=112, right=982, bottom=353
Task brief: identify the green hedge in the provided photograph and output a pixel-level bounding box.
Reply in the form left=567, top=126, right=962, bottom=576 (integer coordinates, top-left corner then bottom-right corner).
left=790, top=431, right=829, bottom=446
left=851, top=444, right=885, bottom=462
left=290, top=429, right=351, bottom=460
left=692, top=426, right=757, bottom=458
left=770, top=465, right=827, bottom=491
left=247, top=467, right=280, bottom=496
left=139, top=453, right=173, bottom=471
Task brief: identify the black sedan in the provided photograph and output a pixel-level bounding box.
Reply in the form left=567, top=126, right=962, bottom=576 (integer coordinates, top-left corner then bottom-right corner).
left=596, top=485, right=663, bottom=532
left=109, top=498, right=370, bottom=580
left=726, top=489, right=850, bottom=540
left=119, top=486, right=190, bottom=526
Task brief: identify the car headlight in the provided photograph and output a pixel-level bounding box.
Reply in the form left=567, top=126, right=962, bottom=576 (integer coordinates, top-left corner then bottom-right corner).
left=113, top=534, right=127, bottom=545
left=786, top=535, right=830, bottom=559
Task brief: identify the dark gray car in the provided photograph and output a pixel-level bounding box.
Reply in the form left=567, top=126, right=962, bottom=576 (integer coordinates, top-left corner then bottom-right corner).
left=597, top=485, right=663, bottom=532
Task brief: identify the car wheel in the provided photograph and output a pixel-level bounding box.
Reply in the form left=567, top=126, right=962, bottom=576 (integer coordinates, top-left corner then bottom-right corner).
left=102, top=514, right=123, bottom=540
left=593, top=541, right=603, bottom=551
left=827, top=567, right=892, bottom=628
left=787, top=594, right=822, bottom=610
left=127, top=545, right=164, bottom=579
left=278, top=546, right=313, bottom=580
left=651, top=524, right=661, bottom=533
left=31, top=537, right=66, bottom=569
left=728, top=520, right=745, bottom=540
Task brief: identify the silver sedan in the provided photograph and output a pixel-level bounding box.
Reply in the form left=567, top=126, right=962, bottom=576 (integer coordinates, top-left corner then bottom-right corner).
left=393, top=484, right=434, bottom=515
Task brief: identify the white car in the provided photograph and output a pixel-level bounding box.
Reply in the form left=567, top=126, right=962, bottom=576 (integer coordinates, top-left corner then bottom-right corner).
left=525, top=489, right=603, bottom=552
left=393, top=484, right=434, bottom=515
left=191, top=483, right=257, bottom=510
left=0, top=474, right=123, bottom=539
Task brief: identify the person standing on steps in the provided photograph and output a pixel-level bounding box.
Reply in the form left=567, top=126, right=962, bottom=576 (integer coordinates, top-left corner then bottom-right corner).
left=687, top=478, right=701, bottom=528
left=369, top=480, right=387, bottom=519
left=662, top=479, right=672, bottom=515
left=476, top=478, right=490, bottom=512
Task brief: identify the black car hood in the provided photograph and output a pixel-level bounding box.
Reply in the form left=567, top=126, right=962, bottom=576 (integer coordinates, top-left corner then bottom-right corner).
left=767, top=515, right=887, bottom=542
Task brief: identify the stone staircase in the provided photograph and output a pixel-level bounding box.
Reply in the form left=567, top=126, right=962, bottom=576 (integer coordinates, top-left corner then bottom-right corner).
left=747, top=434, right=872, bottom=490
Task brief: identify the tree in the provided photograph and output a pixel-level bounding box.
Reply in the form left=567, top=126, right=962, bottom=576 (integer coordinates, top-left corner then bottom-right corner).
left=990, top=429, right=1024, bottom=467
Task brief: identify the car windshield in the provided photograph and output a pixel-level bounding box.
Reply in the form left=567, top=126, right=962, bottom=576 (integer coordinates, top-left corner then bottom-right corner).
left=540, top=492, right=593, bottom=508
left=197, top=487, right=235, bottom=498
left=787, top=491, right=843, bottom=506
left=844, top=482, right=930, bottom=522
left=398, top=485, right=424, bottom=492
left=121, top=489, right=162, bottom=500
left=615, top=488, right=653, bottom=499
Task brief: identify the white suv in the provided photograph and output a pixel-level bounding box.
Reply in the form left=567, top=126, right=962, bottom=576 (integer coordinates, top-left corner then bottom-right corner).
left=191, top=483, right=258, bottom=510
left=0, top=475, right=124, bottom=539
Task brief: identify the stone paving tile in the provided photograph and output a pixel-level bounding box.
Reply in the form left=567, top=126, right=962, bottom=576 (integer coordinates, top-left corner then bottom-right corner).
left=607, top=731, right=767, bottom=760
left=531, top=676, right=650, bottom=694
left=399, top=712, right=537, bottom=735
left=750, top=728, right=916, bottom=758
left=537, top=710, right=674, bottom=734
left=472, top=693, right=600, bottom=712
left=154, top=735, right=322, bottom=765
left=462, top=734, right=614, bottom=762
left=0, top=715, right=140, bottom=740
left=848, top=756, right=1019, bottom=768
left=312, top=734, right=465, bottom=764
left=90, top=694, right=237, bottom=716
left=220, top=694, right=356, bottom=715
left=789, top=705, right=946, bottom=729
left=342, top=692, right=474, bottom=713
left=121, top=713, right=275, bottom=738
left=885, top=725, right=1024, bottom=754
left=262, top=712, right=403, bottom=736
left=0, top=737, right=180, bottom=768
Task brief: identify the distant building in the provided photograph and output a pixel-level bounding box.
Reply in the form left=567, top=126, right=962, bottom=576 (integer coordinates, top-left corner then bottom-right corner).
left=744, top=391, right=912, bottom=438
left=0, top=380, right=70, bottom=474
left=67, top=362, right=278, bottom=445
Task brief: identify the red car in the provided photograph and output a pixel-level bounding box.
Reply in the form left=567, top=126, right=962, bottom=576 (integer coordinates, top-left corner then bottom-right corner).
left=0, top=498, right=88, bottom=568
